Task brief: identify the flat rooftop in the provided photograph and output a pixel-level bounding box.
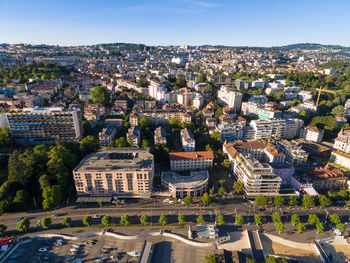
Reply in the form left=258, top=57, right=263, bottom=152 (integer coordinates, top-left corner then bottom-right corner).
left=74, top=147, right=153, bottom=172
left=161, top=170, right=208, bottom=187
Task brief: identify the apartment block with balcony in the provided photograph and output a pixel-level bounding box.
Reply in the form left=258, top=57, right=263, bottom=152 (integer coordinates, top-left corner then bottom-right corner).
left=181, top=128, right=195, bottom=151
left=154, top=126, right=167, bottom=145
left=73, top=148, right=154, bottom=197
left=0, top=107, right=83, bottom=145
left=299, top=126, right=324, bottom=143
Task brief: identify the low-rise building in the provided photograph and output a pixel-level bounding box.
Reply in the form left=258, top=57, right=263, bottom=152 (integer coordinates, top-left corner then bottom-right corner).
left=154, top=126, right=167, bottom=145
left=127, top=126, right=141, bottom=147
left=161, top=170, right=208, bottom=198
left=299, top=126, right=324, bottom=143
left=307, top=163, right=348, bottom=191
left=277, top=140, right=309, bottom=165
left=169, top=151, right=214, bottom=171
left=73, top=148, right=154, bottom=197
left=99, top=127, right=116, bottom=146
left=181, top=128, right=195, bottom=151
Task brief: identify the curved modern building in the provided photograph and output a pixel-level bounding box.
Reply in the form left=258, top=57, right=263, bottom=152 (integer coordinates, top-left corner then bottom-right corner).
left=161, top=170, right=209, bottom=198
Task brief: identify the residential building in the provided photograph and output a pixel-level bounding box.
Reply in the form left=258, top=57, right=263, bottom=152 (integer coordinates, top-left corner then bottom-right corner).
left=181, top=128, right=196, bottom=151
left=330, top=150, right=350, bottom=170
left=99, top=127, right=116, bottom=146
left=192, top=93, right=204, bottom=109
left=0, top=107, right=83, bottom=145
left=307, top=163, right=347, bottom=191
left=298, top=91, right=313, bottom=102
left=127, top=126, right=141, bottom=147
left=161, top=170, right=208, bottom=198
left=131, top=108, right=191, bottom=125
left=73, top=148, right=154, bottom=197
left=233, top=152, right=282, bottom=197
left=217, top=86, right=243, bottom=111
left=299, top=126, right=324, bottom=143
left=334, top=129, right=350, bottom=153
left=154, top=126, right=167, bottom=145
left=235, top=78, right=249, bottom=90
left=216, top=115, right=245, bottom=142
left=277, top=140, right=309, bottom=165
left=84, top=104, right=106, bottom=121
left=169, top=151, right=214, bottom=171
left=250, top=119, right=303, bottom=140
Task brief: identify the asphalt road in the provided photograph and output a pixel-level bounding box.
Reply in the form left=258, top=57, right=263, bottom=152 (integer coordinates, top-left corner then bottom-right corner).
left=2, top=198, right=350, bottom=231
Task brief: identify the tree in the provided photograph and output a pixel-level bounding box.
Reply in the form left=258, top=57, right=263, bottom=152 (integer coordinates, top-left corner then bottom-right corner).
left=235, top=215, right=244, bottom=225
left=221, top=159, right=231, bottom=169
left=159, top=214, right=167, bottom=226
left=318, top=195, right=331, bottom=207
left=196, top=215, right=205, bottom=224
left=295, top=223, right=306, bottom=233
left=83, top=216, right=92, bottom=226
left=0, top=224, right=6, bottom=236
left=272, top=212, right=281, bottom=224
left=276, top=222, right=285, bottom=234
left=39, top=174, right=51, bottom=190
left=291, top=214, right=300, bottom=225
left=204, top=254, right=216, bottom=263
left=140, top=214, right=149, bottom=225
left=336, top=223, right=345, bottom=232
left=120, top=214, right=130, bottom=226
left=288, top=196, right=298, bottom=206
left=80, top=135, right=100, bottom=156
left=338, top=189, right=348, bottom=199
left=41, top=217, right=51, bottom=229
left=233, top=181, right=244, bottom=194
left=302, top=195, right=315, bottom=207
left=246, top=258, right=257, bottom=263
left=101, top=215, right=111, bottom=227
left=316, top=222, right=324, bottom=233
left=178, top=214, right=186, bottom=225
left=217, top=214, right=225, bottom=225
left=16, top=218, right=30, bottom=232
left=329, top=213, right=340, bottom=224
left=13, top=190, right=29, bottom=206
left=265, top=256, right=277, bottom=263
left=169, top=118, right=181, bottom=128
left=0, top=127, right=13, bottom=147
left=201, top=193, right=210, bottom=206
left=141, top=139, right=151, bottom=148
left=218, top=186, right=226, bottom=196
left=254, top=214, right=263, bottom=225
left=183, top=196, right=193, bottom=206
left=308, top=214, right=319, bottom=225
left=255, top=195, right=269, bottom=206
left=331, top=105, right=345, bottom=116
left=91, top=85, right=110, bottom=106
left=62, top=217, right=71, bottom=227
left=273, top=196, right=284, bottom=207
left=42, top=185, right=62, bottom=210
left=97, top=198, right=103, bottom=208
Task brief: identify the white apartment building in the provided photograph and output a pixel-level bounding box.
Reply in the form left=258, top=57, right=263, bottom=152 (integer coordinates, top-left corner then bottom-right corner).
left=298, top=91, right=313, bottom=102
left=334, top=129, right=350, bottom=153
left=181, top=128, right=196, bottom=152
left=299, top=126, right=324, bottom=143
left=233, top=152, right=282, bottom=198
left=192, top=94, right=204, bottom=109
left=250, top=119, right=303, bottom=140
left=169, top=151, right=214, bottom=171
left=330, top=151, right=350, bottom=170
left=217, top=86, right=243, bottom=111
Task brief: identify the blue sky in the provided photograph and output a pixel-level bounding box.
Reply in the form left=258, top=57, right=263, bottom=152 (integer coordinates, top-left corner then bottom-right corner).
left=0, top=0, right=349, bottom=46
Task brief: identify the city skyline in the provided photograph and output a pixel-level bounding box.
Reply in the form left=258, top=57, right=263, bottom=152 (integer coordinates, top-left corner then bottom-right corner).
left=1, top=0, right=350, bottom=46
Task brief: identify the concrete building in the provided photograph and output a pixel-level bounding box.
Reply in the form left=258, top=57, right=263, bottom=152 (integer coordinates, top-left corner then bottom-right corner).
left=161, top=170, right=208, bottom=198
left=99, top=127, right=116, bottom=146
left=217, top=86, right=243, bottom=111
left=131, top=108, right=191, bottom=125
left=154, top=127, right=167, bottom=145
left=127, top=126, right=141, bottom=147
left=250, top=119, right=303, bottom=140
left=235, top=78, right=249, bottom=90
left=277, top=140, right=309, bottom=166
left=0, top=107, right=83, bottom=145
left=307, top=163, right=347, bottom=191
left=73, top=148, right=154, bottom=197
left=169, top=151, right=214, bottom=171
left=299, top=126, right=324, bottom=143
left=330, top=150, right=350, bottom=170
left=180, top=128, right=195, bottom=152
left=334, top=129, right=350, bottom=154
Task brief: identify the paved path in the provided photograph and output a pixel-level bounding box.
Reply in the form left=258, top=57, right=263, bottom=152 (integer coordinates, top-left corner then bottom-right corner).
left=263, top=233, right=315, bottom=251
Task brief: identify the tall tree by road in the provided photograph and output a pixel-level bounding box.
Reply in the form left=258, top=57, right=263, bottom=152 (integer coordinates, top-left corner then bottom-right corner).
left=91, top=85, right=110, bottom=106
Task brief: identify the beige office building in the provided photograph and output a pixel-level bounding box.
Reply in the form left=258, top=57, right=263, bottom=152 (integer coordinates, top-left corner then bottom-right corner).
left=73, top=148, right=154, bottom=197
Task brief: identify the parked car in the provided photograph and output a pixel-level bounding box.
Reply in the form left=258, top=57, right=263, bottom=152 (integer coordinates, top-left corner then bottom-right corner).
left=16, top=217, right=24, bottom=222
left=93, top=215, right=102, bottom=219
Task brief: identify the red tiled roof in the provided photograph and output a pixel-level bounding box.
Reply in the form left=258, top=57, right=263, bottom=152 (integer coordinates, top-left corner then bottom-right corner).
left=169, top=151, right=214, bottom=161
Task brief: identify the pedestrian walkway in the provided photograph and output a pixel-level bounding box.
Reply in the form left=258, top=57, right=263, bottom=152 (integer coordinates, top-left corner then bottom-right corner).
left=263, top=233, right=314, bottom=250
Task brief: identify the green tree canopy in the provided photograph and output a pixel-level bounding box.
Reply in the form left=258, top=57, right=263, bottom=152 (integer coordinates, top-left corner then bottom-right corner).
left=120, top=214, right=130, bottom=226
left=291, top=214, right=300, bottom=225
left=62, top=217, right=71, bottom=226
left=302, top=195, right=315, bottom=207
left=159, top=214, right=167, bottom=225
left=41, top=217, right=51, bottom=229
left=308, top=214, right=320, bottom=225
left=178, top=214, right=186, bottom=225
left=254, top=214, right=263, bottom=225
left=255, top=195, right=269, bottom=206
left=80, top=135, right=100, bottom=156
left=272, top=212, right=281, bottom=224
left=91, top=85, right=110, bottom=106
left=16, top=218, right=30, bottom=232
left=42, top=185, right=62, bottom=210
left=196, top=215, right=205, bottom=224
left=235, top=215, right=244, bottom=225
left=233, top=181, right=244, bottom=194
left=83, top=216, right=92, bottom=226
left=276, top=222, right=285, bottom=234
left=329, top=213, right=340, bottom=224
left=0, top=224, right=6, bottom=236
left=217, top=214, right=225, bottom=225
left=273, top=196, right=284, bottom=206
left=201, top=192, right=210, bottom=206
left=140, top=214, right=149, bottom=225
left=295, top=223, right=306, bottom=233
left=102, top=215, right=111, bottom=227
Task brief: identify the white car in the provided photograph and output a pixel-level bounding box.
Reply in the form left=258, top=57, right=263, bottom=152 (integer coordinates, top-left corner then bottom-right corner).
left=93, top=215, right=102, bottom=219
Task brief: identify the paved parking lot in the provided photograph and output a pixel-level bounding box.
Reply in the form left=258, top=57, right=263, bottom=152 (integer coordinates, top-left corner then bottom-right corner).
left=7, top=235, right=216, bottom=263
